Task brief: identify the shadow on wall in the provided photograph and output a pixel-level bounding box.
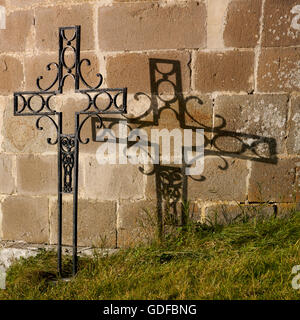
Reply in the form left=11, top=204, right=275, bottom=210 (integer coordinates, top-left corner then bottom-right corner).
left=91, top=58, right=278, bottom=237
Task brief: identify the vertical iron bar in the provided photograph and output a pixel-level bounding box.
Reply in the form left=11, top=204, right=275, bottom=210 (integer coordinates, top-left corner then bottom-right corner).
left=75, top=25, right=80, bottom=91
left=72, top=113, right=80, bottom=276
left=57, top=112, right=63, bottom=276
left=58, top=28, right=63, bottom=93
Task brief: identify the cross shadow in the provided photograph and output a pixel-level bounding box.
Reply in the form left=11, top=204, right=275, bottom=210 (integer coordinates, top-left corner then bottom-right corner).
left=91, top=58, right=278, bottom=238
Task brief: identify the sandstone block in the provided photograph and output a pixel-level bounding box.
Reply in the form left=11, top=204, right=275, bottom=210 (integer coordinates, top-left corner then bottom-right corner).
left=287, top=95, right=300, bottom=155
left=182, top=94, right=213, bottom=145
left=262, top=0, right=300, bottom=47
left=257, top=47, right=300, bottom=92
left=106, top=51, right=191, bottom=95
left=224, top=0, right=262, bottom=48
left=248, top=158, right=299, bottom=202
left=276, top=203, right=298, bottom=218
left=8, top=0, right=42, bottom=9
left=207, top=0, right=231, bottom=49
left=1, top=196, right=49, bottom=243
left=0, top=154, right=15, bottom=194
left=213, top=94, right=288, bottom=157
left=24, top=53, right=57, bottom=92
left=16, top=154, right=57, bottom=195
left=0, top=10, right=33, bottom=53
left=83, top=157, right=144, bottom=200
left=188, top=156, right=249, bottom=202
left=0, top=55, right=23, bottom=95
left=204, top=203, right=275, bottom=225
left=194, top=50, right=254, bottom=93
left=35, top=4, right=94, bottom=51
left=49, top=198, right=117, bottom=247
left=98, top=1, right=206, bottom=51
left=117, top=200, right=157, bottom=247
left=2, top=99, right=57, bottom=153
left=114, top=0, right=159, bottom=2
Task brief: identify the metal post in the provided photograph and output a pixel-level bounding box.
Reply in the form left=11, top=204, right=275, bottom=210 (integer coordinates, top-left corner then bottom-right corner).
left=57, top=112, right=63, bottom=275
left=72, top=114, right=80, bottom=276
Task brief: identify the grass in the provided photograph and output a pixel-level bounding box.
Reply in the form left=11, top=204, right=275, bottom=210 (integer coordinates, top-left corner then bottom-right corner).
left=0, top=210, right=300, bottom=300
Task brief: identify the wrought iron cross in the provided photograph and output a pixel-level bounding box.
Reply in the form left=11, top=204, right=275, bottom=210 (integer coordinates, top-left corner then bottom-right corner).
left=13, top=26, right=127, bottom=276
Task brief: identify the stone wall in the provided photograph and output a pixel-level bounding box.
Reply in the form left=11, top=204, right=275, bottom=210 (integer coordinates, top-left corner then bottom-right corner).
left=0, top=0, right=299, bottom=248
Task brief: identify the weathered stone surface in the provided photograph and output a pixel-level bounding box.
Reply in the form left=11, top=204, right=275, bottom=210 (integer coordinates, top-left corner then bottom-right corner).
left=262, top=0, right=300, bottom=47
left=0, top=154, right=15, bottom=194
left=82, top=157, right=144, bottom=200
left=35, top=4, right=94, bottom=51
left=16, top=154, right=57, bottom=195
left=186, top=201, right=202, bottom=222
left=114, top=0, right=159, bottom=2
left=213, top=94, right=288, bottom=156
left=101, top=94, right=212, bottom=154
left=276, top=203, right=298, bottom=218
left=194, top=50, right=254, bottom=93
left=144, top=165, right=157, bottom=200
left=98, top=1, right=206, bottom=51
left=224, top=0, right=262, bottom=48
left=29, top=52, right=100, bottom=93
left=0, top=10, right=34, bottom=53
left=0, top=55, right=23, bottom=95
left=287, top=95, right=300, bottom=155
left=117, top=200, right=157, bottom=247
left=183, top=94, right=213, bottom=132
left=54, top=95, right=91, bottom=134
left=296, top=163, right=300, bottom=202
left=77, top=52, right=101, bottom=90
left=8, top=0, right=103, bottom=9
left=257, top=47, right=300, bottom=92
left=0, top=96, right=4, bottom=151
left=188, top=156, right=249, bottom=201
left=204, top=203, right=275, bottom=225
left=106, top=51, right=191, bottom=95
left=156, top=104, right=184, bottom=131
left=1, top=196, right=49, bottom=243
left=146, top=164, right=185, bottom=202
left=207, top=0, right=230, bottom=48
left=137, top=93, right=213, bottom=131
left=248, top=158, right=299, bottom=202
left=0, top=247, right=39, bottom=271
left=24, top=53, right=57, bottom=92
left=83, top=113, right=131, bottom=154
left=2, top=97, right=57, bottom=153
left=8, top=0, right=43, bottom=9
left=49, top=198, right=117, bottom=247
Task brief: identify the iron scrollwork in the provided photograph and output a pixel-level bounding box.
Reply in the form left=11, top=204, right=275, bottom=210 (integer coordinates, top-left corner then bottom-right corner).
left=61, top=135, right=75, bottom=193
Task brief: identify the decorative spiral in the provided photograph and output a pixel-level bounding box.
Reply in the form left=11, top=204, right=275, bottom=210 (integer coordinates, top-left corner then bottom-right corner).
left=78, top=58, right=103, bottom=90
left=35, top=115, right=59, bottom=145
left=77, top=113, right=103, bottom=144
left=36, top=62, right=59, bottom=92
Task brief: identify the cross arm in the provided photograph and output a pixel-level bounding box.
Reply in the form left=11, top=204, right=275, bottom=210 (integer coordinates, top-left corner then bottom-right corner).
left=14, top=90, right=57, bottom=116
left=76, top=87, right=127, bottom=115
left=74, top=87, right=127, bottom=145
